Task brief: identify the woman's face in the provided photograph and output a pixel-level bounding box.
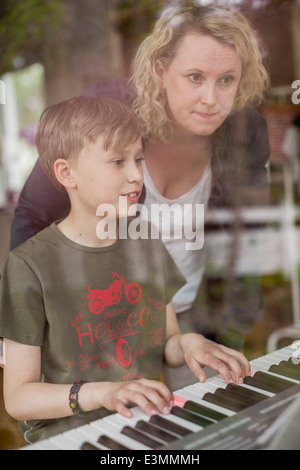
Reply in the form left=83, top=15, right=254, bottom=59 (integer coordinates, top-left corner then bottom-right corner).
left=157, top=33, right=242, bottom=137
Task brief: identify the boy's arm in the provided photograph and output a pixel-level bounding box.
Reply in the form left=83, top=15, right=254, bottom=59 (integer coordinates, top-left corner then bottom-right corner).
left=164, top=302, right=251, bottom=384
left=3, top=339, right=72, bottom=420
left=3, top=339, right=173, bottom=421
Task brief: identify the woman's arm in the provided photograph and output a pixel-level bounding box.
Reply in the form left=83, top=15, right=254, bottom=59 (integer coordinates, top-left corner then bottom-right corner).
left=164, top=302, right=251, bottom=384
left=10, top=161, right=70, bottom=249
left=3, top=339, right=173, bottom=421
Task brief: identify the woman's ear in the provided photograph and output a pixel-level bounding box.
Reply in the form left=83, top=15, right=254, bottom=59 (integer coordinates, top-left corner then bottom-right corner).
left=54, top=158, right=77, bottom=190
left=155, top=59, right=166, bottom=88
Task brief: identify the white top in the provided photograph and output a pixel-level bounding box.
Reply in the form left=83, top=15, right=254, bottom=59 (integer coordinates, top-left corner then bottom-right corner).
left=141, top=160, right=212, bottom=313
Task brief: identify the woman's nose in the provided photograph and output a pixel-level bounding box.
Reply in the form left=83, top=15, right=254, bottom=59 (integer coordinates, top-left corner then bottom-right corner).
left=199, top=81, right=217, bottom=107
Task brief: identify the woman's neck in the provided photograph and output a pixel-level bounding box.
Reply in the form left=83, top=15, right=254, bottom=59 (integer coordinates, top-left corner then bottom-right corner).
left=144, top=133, right=212, bottom=199
left=148, top=129, right=212, bottom=160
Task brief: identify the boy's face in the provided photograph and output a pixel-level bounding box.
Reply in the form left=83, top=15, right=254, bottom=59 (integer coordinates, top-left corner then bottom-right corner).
left=71, top=136, right=144, bottom=219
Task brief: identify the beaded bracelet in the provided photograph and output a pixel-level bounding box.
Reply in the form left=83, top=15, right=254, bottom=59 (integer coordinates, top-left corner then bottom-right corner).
left=69, top=380, right=88, bottom=417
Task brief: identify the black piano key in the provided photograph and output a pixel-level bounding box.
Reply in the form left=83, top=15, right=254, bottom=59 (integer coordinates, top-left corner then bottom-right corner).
left=183, top=400, right=227, bottom=422
left=135, top=420, right=177, bottom=444
left=149, top=414, right=190, bottom=437
left=287, top=357, right=300, bottom=367
left=214, top=388, right=251, bottom=409
left=80, top=441, right=100, bottom=450
left=98, top=435, right=130, bottom=451
left=225, top=383, right=267, bottom=404
left=269, top=360, right=300, bottom=381
left=171, top=405, right=213, bottom=427
left=243, top=371, right=295, bottom=393
left=248, top=370, right=295, bottom=391
left=202, top=392, right=244, bottom=412
left=121, top=425, right=163, bottom=449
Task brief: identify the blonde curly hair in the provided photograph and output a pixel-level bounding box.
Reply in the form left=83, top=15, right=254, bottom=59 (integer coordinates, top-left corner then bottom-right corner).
left=130, top=1, right=270, bottom=143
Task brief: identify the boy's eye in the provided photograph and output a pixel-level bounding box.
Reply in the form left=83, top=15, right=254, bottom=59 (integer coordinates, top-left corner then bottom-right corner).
left=112, top=159, right=124, bottom=166
left=135, top=155, right=144, bottom=165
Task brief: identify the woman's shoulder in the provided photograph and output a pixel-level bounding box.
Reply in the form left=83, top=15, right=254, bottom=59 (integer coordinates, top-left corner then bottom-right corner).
left=227, top=106, right=267, bottom=130
left=218, top=106, right=269, bottom=153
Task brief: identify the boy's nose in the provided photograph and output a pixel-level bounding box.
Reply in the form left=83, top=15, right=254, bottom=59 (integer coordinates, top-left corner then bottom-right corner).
left=127, top=162, right=143, bottom=183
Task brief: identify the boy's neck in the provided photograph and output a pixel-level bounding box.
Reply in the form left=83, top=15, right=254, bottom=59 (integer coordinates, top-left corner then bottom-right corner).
left=57, top=211, right=118, bottom=248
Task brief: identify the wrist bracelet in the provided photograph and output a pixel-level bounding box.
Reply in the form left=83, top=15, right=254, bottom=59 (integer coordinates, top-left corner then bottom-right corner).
left=69, top=380, right=88, bottom=417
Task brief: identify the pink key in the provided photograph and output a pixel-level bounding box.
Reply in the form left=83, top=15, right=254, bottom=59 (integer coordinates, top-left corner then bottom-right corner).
left=173, top=394, right=187, bottom=407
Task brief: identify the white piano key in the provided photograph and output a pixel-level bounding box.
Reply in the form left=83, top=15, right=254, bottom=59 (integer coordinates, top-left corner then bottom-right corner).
left=173, top=378, right=224, bottom=402
left=65, top=424, right=110, bottom=449
left=20, top=443, right=48, bottom=450
left=282, top=345, right=297, bottom=355
left=60, top=428, right=96, bottom=449
left=90, top=418, right=152, bottom=450
left=183, top=382, right=218, bottom=396
left=105, top=407, right=149, bottom=428
left=48, top=433, right=85, bottom=450
left=33, top=439, right=63, bottom=450
left=270, top=351, right=291, bottom=360
left=252, top=357, right=280, bottom=368
left=181, top=381, right=219, bottom=395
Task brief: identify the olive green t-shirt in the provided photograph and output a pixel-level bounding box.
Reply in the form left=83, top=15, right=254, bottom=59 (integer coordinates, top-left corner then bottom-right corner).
left=0, top=222, right=184, bottom=442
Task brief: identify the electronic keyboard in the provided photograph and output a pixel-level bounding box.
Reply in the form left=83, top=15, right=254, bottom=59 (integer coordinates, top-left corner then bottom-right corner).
left=20, top=343, right=300, bottom=450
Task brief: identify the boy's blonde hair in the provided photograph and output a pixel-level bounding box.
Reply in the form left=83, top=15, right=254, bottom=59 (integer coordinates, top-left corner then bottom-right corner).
left=130, top=1, right=270, bottom=143
left=36, top=97, right=142, bottom=190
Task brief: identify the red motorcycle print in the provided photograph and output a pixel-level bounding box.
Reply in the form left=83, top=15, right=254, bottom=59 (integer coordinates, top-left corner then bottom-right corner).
left=86, top=272, right=142, bottom=314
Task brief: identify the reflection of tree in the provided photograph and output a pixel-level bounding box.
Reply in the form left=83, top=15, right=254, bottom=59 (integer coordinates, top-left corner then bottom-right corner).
left=0, top=0, right=124, bottom=105
left=114, top=0, right=164, bottom=68
left=0, top=0, right=166, bottom=105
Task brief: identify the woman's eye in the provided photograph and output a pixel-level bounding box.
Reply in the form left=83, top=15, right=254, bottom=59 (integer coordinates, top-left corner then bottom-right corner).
left=220, top=76, right=234, bottom=86
left=188, top=73, right=203, bottom=83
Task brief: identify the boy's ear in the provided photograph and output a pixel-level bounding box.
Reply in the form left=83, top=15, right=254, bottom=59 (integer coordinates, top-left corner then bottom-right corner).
left=54, top=159, right=77, bottom=189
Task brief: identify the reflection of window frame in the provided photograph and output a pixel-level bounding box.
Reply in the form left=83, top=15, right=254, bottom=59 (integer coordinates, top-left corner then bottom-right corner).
left=0, top=337, right=5, bottom=366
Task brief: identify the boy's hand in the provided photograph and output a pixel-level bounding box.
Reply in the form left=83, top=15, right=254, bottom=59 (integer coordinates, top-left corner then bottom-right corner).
left=180, top=333, right=251, bottom=385
left=101, top=378, right=173, bottom=418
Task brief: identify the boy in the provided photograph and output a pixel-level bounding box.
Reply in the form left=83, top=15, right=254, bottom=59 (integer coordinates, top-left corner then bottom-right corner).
left=0, top=97, right=249, bottom=444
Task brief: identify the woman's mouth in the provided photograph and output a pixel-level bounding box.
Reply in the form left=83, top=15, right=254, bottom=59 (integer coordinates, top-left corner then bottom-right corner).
left=193, top=111, right=218, bottom=119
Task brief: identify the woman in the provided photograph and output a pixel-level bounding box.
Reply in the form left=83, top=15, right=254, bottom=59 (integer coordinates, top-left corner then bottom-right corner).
left=10, top=2, right=270, bottom=349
